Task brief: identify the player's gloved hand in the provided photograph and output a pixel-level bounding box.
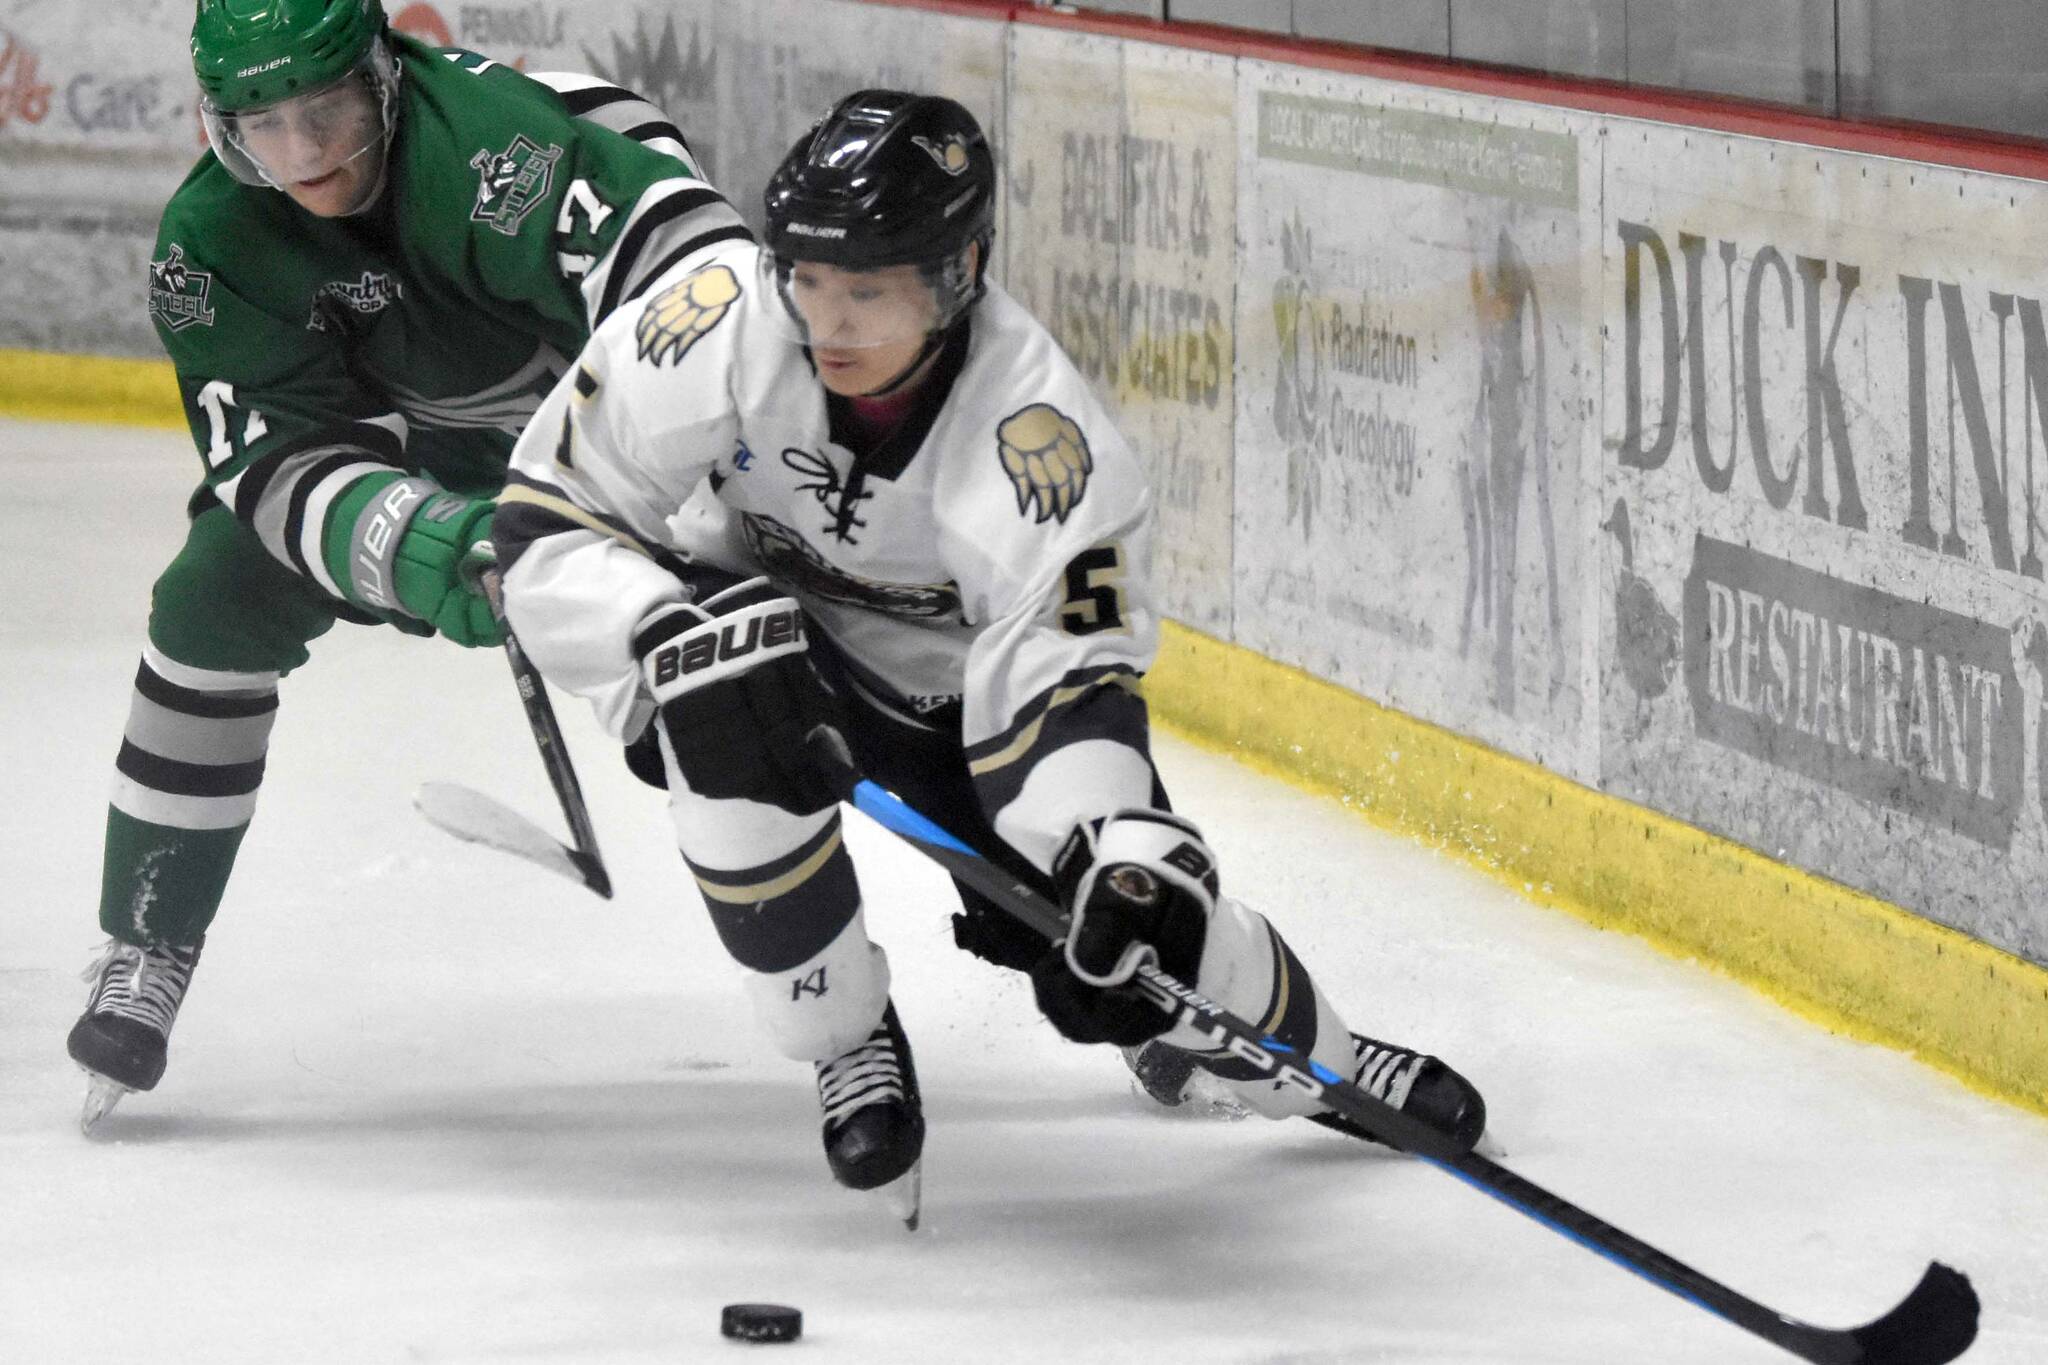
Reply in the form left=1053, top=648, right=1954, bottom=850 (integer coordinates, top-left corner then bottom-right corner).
left=1031, top=810, right=1218, bottom=1045
left=634, top=577, right=845, bottom=815
left=391, top=495, right=504, bottom=648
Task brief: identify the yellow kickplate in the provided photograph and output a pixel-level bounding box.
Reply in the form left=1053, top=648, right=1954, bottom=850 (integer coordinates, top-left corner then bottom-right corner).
left=1149, top=620, right=2048, bottom=1117
left=0, top=349, right=182, bottom=429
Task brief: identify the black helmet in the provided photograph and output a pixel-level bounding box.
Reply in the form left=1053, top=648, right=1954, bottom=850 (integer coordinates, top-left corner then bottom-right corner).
left=764, top=89, right=995, bottom=286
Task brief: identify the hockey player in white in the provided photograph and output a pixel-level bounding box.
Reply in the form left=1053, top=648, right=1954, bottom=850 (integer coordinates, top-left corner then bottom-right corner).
left=493, top=92, right=1487, bottom=1201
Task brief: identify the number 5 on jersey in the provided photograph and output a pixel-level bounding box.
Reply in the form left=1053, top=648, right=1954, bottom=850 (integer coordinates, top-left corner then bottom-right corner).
left=1060, top=543, right=1128, bottom=636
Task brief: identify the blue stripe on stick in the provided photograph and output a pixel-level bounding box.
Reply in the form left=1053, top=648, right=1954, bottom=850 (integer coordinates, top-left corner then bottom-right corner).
left=1422, top=1157, right=1727, bottom=1323
left=852, top=780, right=977, bottom=855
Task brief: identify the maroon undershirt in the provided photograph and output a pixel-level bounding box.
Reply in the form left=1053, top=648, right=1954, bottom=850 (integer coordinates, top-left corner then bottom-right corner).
left=840, top=387, right=921, bottom=451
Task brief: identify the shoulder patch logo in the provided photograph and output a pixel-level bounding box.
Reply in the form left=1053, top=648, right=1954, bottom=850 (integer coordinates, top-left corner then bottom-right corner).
left=910, top=133, right=970, bottom=176
left=636, top=263, right=741, bottom=367
left=469, top=134, right=563, bottom=236
left=998, top=404, right=1094, bottom=525
left=148, top=244, right=216, bottom=332
left=306, top=270, right=404, bottom=332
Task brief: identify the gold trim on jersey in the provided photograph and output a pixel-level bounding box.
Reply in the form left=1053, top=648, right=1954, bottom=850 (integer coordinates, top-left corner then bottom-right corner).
left=966, top=672, right=1141, bottom=778
left=496, top=483, right=657, bottom=560
left=692, top=826, right=845, bottom=904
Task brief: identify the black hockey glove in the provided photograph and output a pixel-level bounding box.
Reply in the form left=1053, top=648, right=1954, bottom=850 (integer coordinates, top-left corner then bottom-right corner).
left=1031, top=809, right=1218, bottom=1046
left=634, top=577, right=846, bottom=815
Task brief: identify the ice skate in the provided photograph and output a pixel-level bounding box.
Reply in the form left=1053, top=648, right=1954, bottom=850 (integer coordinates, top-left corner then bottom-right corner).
left=1122, top=1039, right=1197, bottom=1107
left=1309, top=1031, right=1487, bottom=1153
left=815, top=1000, right=924, bottom=1229
left=1120, top=1040, right=1252, bottom=1120
left=66, top=937, right=203, bottom=1134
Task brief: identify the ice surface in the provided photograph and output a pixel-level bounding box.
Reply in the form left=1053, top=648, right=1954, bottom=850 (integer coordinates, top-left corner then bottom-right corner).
left=4, top=418, right=2046, bottom=1363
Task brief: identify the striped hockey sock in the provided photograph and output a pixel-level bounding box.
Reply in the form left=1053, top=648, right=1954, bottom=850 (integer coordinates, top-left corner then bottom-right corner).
left=101, top=644, right=278, bottom=944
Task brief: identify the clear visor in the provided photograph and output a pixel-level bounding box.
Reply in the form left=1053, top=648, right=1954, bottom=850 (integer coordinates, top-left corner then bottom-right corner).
left=201, top=40, right=399, bottom=190
left=759, top=251, right=958, bottom=352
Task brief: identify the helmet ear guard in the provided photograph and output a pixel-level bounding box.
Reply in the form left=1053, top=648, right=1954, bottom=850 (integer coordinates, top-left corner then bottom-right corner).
left=917, top=230, right=992, bottom=325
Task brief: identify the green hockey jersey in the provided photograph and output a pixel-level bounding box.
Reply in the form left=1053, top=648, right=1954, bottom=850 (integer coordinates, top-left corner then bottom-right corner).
left=145, top=35, right=748, bottom=616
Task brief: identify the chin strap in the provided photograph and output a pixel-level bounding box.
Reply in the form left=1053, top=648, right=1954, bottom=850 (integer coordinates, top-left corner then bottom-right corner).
left=857, top=326, right=951, bottom=399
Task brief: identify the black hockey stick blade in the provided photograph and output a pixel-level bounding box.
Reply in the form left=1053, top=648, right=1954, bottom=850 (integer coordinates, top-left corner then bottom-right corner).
left=827, top=749, right=1980, bottom=1365
left=1829, top=1262, right=1978, bottom=1365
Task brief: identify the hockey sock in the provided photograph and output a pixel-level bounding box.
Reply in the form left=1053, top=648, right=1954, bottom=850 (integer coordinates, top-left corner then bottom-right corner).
left=100, top=648, right=277, bottom=943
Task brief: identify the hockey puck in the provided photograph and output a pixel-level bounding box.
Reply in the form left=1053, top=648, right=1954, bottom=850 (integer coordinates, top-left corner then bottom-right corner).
left=721, top=1303, right=802, bottom=1343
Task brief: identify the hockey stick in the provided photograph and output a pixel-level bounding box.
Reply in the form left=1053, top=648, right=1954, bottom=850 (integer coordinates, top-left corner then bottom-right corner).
left=487, top=621, right=611, bottom=899
left=415, top=558, right=611, bottom=899
left=837, top=767, right=1978, bottom=1365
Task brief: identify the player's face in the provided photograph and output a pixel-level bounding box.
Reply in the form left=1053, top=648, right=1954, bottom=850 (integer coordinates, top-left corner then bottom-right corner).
left=229, top=75, right=386, bottom=217
left=786, top=262, right=940, bottom=396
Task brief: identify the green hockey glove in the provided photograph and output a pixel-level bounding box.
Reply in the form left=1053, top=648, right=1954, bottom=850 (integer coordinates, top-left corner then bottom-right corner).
left=327, top=474, right=505, bottom=648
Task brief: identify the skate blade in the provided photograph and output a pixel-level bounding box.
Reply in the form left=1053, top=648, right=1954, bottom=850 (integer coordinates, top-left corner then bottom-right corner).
left=1180, top=1069, right=1254, bottom=1121
left=877, top=1159, right=922, bottom=1232
left=79, top=1074, right=132, bottom=1135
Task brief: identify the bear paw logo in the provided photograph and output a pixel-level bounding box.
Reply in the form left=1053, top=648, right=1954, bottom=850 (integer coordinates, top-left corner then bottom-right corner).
left=636, top=263, right=742, bottom=367
left=911, top=133, right=970, bottom=176
left=998, top=404, right=1093, bottom=525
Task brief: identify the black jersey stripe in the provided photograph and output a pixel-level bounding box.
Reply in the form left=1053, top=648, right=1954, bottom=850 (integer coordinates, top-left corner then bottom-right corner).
left=279, top=453, right=372, bottom=581
left=617, top=225, right=756, bottom=309
left=115, top=742, right=267, bottom=798
left=559, top=84, right=639, bottom=116
left=494, top=470, right=664, bottom=571
left=622, top=118, right=687, bottom=146
left=595, top=186, right=731, bottom=323
left=134, top=662, right=278, bottom=719
left=226, top=420, right=405, bottom=524
left=963, top=664, right=1146, bottom=767
left=684, top=823, right=861, bottom=974
left=968, top=668, right=1151, bottom=822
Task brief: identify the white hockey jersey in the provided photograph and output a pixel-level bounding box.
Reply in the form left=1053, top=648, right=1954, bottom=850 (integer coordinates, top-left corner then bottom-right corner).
left=496, top=239, right=1161, bottom=870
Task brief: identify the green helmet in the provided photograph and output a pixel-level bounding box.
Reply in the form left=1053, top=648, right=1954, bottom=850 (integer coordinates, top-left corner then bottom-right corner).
left=192, top=0, right=387, bottom=113
left=193, top=0, right=401, bottom=197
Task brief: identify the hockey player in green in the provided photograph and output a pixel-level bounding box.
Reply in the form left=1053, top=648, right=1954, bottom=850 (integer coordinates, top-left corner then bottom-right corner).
left=67, top=0, right=748, bottom=1130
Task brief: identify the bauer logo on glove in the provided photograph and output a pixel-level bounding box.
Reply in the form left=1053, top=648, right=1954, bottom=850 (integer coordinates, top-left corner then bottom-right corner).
left=634, top=577, right=846, bottom=815
left=648, top=603, right=804, bottom=688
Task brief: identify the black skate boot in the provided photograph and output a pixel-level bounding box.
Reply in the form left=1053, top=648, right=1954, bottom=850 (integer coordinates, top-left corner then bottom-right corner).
left=1309, top=1032, right=1486, bottom=1153
left=815, top=1000, right=924, bottom=1224
left=1120, top=1039, right=1200, bottom=1107
left=66, top=937, right=204, bottom=1132
left=1119, top=1040, right=1254, bottom=1119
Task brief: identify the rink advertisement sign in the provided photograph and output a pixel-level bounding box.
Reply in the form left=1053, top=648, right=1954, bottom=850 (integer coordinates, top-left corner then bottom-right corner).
left=0, top=25, right=53, bottom=129
left=1255, top=91, right=1577, bottom=211
left=1682, top=535, right=2021, bottom=851
left=1234, top=63, right=1595, bottom=779
left=1602, top=123, right=2048, bottom=956
left=1003, top=27, right=1236, bottom=634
